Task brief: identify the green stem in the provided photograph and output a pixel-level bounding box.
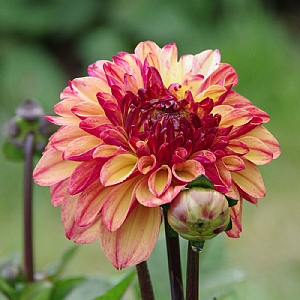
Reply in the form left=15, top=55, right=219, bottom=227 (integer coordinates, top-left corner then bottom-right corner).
left=136, top=261, right=155, bottom=300
left=186, top=242, right=200, bottom=300
left=163, top=209, right=184, bottom=300
left=24, top=132, right=34, bottom=282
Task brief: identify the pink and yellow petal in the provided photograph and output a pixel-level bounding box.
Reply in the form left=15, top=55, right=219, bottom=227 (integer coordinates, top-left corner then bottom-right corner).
left=100, top=154, right=138, bottom=186
left=172, top=160, right=205, bottom=182
left=231, top=159, right=266, bottom=199
left=50, top=126, right=88, bottom=151
left=148, top=165, right=172, bottom=197
left=102, top=176, right=142, bottom=232
left=70, top=77, right=110, bottom=102
left=33, top=148, right=80, bottom=186
left=243, top=125, right=280, bottom=159
left=99, top=203, right=161, bottom=269
left=75, top=180, right=113, bottom=226
left=62, top=136, right=101, bottom=161
left=237, top=136, right=273, bottom=165
left=50, top=178, right=69, bottom=207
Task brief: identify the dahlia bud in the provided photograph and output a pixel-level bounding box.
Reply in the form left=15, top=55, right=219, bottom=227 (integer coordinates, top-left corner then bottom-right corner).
left=167, top=187, right=230, bottom=243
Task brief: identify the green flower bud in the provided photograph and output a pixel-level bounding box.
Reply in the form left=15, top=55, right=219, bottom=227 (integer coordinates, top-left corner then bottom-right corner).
left=167, top=188, right=230, bottom=242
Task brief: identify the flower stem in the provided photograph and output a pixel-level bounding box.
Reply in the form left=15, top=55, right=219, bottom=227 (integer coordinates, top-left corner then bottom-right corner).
left=136, top=261, right=155, bottom=300
left=163, top=209, right=184, bottom=300
left=24, top=132, right=34, bottom=282
left=186, top=242, right=200, bottom=300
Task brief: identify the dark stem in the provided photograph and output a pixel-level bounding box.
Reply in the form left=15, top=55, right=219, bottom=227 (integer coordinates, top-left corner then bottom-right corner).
left=136, top=261, right=155, bottom=300
left=24, top=132, right=34, bottom=282
left=163, top=209, right=184, bottom=300
left=186, top=242, right=200, bottom=300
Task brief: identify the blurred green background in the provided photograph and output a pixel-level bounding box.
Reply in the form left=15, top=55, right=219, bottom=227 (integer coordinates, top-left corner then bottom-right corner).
left=1, top=0, right=299, bottom=299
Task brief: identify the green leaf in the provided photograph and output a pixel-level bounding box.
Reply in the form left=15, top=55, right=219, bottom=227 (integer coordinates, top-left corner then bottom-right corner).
left=19, top=282, right=52, bottom=300
left=95, top=271, right=136, bottom=300
left=63, top=278, right=113, bottom=300
left=44, top=245, right=79, bottom=280
left=0, top=278, right=17, bottom=300
left=225, top=196, right=238, bottom=207
left=50, top=278, right=85, bottom=300
left=186, top=175, right=214, bottom=189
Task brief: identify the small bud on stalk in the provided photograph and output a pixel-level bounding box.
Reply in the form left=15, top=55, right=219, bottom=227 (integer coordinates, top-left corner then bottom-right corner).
left=168, top=187, right=230, bottom=242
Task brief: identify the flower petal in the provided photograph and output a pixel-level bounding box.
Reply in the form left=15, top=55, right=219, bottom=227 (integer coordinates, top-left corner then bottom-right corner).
left=102, top=176, right=142, bottom=232
left=99, top=204, right=161, bottom=269
left=222, top=155, right=245, bottom=171
left=226, top=197, right=242, bottom=238
left=71, top=101, right=104, bottom=119
left=138, top=155, right=157, bottom=174
left=68, top=161, right=103, bottom=195
left=50, top=126, right=88, bottom=151
left=244, top=125, right=280, bottom=159
left=148, top=165, right=172, bottom=197
left=33, top=148, right=80, bottom=186
left=172, top=160, right=205, bottom=182
left=238, top=136, right=273, bottom=165
left=75, top=180, right=113, bottom=226
left=231, top=159, right=266, bottom=198
left=50, top=178, right=69, bottom=207
left=63, top=136, right=101, bottom=161
left=136, top=177, right=184, bottom=207
left=71, top=77, right=110, bottom=102
left=100, top=154, right=138, bottom=186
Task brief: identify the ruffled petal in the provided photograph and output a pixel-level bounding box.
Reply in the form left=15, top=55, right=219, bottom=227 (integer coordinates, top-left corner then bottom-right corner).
left=99, top=204, right=161, bottom=269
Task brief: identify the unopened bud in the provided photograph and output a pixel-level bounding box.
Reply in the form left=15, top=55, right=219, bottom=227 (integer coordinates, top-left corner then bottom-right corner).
left=167, top=188, right=230, bottom=241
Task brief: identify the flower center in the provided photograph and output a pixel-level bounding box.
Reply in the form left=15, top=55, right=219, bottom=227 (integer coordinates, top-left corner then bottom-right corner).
left=121, top=67, right=227, bottom=165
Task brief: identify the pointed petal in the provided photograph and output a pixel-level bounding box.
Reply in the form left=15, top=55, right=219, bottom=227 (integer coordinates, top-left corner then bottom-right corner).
left=33, top=148, right=80, bottom=186
left=71, top=77, right=110, bottom=102
left=75, top=180, right=113, bottom=226
left=68, top=161, right=103, bottom=195
left=63, top=136, right=101, bottom=161
left=100, top=154, right=138, bottom=186
left=50, top=178, right=69, bottom=207
left=102, top=176, right=142, bottom=232
left=99, top=204, right=161, bottom=269
left=231, top=159, right=266, bottom=198
left=244, top=125, right=280, bottom=159
left=71, top=101, right=104, bottom=119
left=238, top=136, right=273, bottom=165
left=74, top=216, right=101, bottom=244
left=61, top=192, right=101, bottom=243
left=220, top=108, right=253, bottom=127
left=50, top=126, right=88, bottom=151
left=226, top=197, right=243, bottom=238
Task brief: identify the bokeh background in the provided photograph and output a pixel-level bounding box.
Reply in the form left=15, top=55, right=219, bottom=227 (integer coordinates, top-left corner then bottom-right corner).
left=1, top=0, right=299, bottom=299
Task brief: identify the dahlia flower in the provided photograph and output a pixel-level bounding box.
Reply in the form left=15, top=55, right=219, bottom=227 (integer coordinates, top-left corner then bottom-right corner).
left=33, top=41, right=280, bottom=269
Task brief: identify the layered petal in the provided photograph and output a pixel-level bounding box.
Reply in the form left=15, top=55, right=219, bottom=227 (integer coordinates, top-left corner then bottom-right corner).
left=99, top=204, right=161, bottom=269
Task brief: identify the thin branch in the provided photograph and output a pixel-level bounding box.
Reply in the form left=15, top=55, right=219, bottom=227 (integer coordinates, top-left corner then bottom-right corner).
left=24, top=132, right=35, bottom=282
left=163, top=209, right=184, bottom=300
left=136, top=261, right=155, bottom=300
left=186, top=242, right=200, bottom=300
